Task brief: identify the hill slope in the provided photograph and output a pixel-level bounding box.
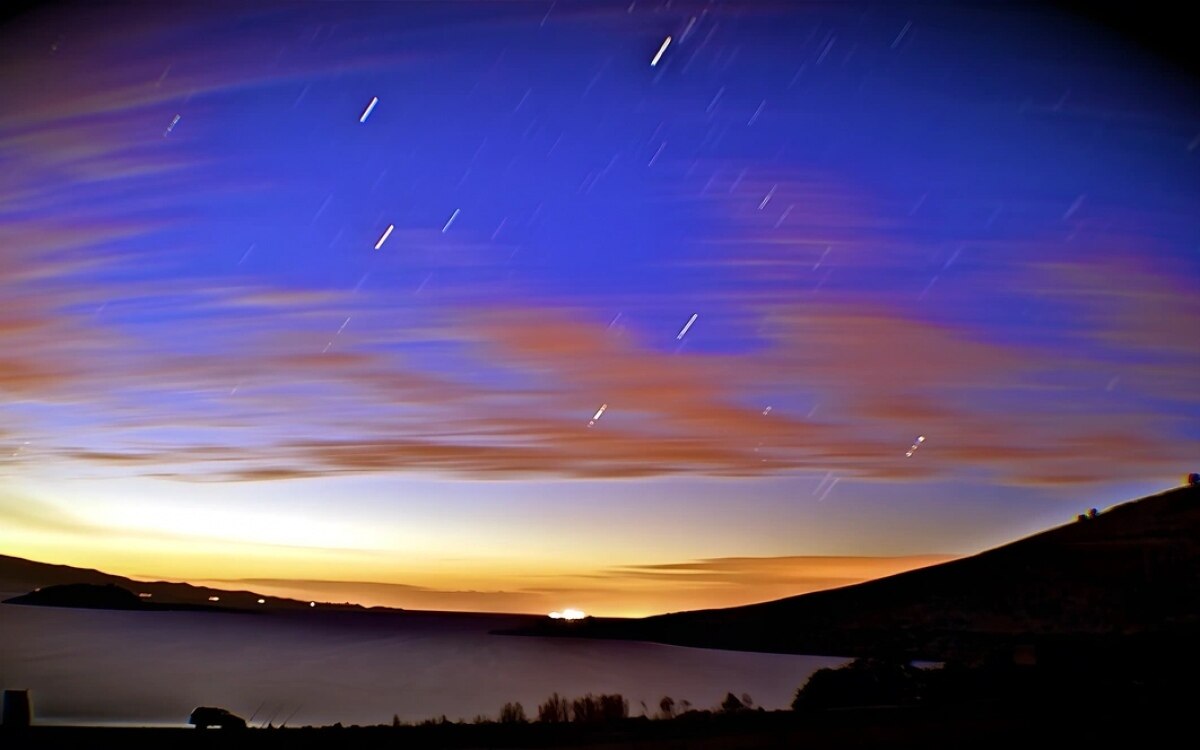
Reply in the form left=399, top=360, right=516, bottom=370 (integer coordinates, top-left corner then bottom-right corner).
left=539, top=485, right=1200, bottom=662
left=0, top=554, right=369, bottom=612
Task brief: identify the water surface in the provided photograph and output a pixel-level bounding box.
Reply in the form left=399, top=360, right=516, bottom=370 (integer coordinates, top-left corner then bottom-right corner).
left=0, top=603, right=845, bottom=727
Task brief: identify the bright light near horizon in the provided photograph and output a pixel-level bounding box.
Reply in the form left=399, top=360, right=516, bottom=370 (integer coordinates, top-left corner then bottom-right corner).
left=549, top=608, right=586, bottom=620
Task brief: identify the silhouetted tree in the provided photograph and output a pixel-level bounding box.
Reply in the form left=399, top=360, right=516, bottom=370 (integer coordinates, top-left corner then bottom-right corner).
left=537, top=693, right=570, bottom=723
left=658, top=695, right=675, bottom=719
left=600, top=694, right=628, bottom=722
left=571, top=695, right=597, bottom=723
left=720, top=693, right=745, bottom=713
left=391, top=714, right=401, bottom=728
left=499, top=702, right=527, bottom=724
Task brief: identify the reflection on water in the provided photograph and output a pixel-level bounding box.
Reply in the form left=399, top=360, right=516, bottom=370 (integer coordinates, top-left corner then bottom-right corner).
left=0, top=603, right=845, bottom=727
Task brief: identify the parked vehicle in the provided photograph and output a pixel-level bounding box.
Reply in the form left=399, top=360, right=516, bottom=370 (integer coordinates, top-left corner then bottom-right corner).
left=188, top=706, right=247, bottom=729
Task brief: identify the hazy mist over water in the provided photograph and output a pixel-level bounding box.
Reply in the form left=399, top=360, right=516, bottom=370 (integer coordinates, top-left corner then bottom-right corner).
left=0, top=603, right=844, bottom=727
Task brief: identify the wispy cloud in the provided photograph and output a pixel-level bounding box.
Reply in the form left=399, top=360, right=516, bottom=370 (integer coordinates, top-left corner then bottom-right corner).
left=2, top=15, right=1195, bottom=490
left=4, top=274, right=1195, bottom=484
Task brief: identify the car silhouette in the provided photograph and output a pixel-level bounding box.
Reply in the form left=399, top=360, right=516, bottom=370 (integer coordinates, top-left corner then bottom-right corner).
left=188, top=706, right=247, bottom=729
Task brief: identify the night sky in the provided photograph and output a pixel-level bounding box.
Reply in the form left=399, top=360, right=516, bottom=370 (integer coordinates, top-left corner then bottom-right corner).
left=2, top=1, right=1197, bottom=616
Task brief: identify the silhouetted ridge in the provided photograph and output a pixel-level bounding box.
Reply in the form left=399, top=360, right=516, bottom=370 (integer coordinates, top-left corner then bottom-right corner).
left=6, top=582, right=143, bottom=610
left=0, top=555, right=373, bottom=613
left=518, top=485, right=1200, bottom=662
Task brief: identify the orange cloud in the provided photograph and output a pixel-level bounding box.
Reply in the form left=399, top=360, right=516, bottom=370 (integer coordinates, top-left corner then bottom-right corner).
left=5, top=285, right=1193, bottom=485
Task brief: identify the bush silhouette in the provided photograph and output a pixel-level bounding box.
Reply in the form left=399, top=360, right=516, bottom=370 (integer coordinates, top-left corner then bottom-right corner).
left=570, top=693, right=628, bottom=723
left=792, top=658, right=923, bottom=711
left=719, top=693, right=745, bottom=713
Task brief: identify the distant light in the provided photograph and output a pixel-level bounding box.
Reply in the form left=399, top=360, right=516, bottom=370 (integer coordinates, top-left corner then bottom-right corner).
left=651, top=36, right=672, bottom=67
left=257, top=598, right=266, bottom=604
left=208, top=596, right=220, bottom=602
left=549, top=608, right=586, bottom=620
left=375, top=224, right=395, bottom=250
left=138, top=592, right=152, bottom=598
left=360, top=96, right=379, bottom=123
left=310, top=602, right=316, bottom=608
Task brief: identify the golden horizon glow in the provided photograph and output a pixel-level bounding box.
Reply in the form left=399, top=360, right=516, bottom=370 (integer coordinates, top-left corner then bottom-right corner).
left=0, top=514, right=953, bottom=617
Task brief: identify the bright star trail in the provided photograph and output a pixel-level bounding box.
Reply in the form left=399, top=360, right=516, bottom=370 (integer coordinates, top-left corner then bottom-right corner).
left=651, top=35, right=671, bottom=67
left=588, top=403, right=609, bottom=427
left=676, top=314, right=698, bottom=340
left=905, top=436, right=926, bottom=458
left=374, top=224, right=395, bottom=250
left=359, top=96, right=379, bottom=123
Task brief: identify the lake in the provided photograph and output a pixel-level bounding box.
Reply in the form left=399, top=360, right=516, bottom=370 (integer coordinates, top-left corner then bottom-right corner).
left=0, top=602, right=846, bottom=727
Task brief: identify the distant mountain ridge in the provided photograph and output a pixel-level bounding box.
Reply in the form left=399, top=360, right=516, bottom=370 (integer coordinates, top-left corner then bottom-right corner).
left=6, top=582, right=202, bottom=611
left=0, top=554, right=376, bottom=612
left=525, top=485, right=1200, bottom=662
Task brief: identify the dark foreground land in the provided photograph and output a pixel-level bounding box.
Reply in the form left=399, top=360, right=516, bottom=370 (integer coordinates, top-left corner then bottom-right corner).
left=5, top=658, right=1196, bottom=750
left=1, top=701, right=1188, bottom=750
